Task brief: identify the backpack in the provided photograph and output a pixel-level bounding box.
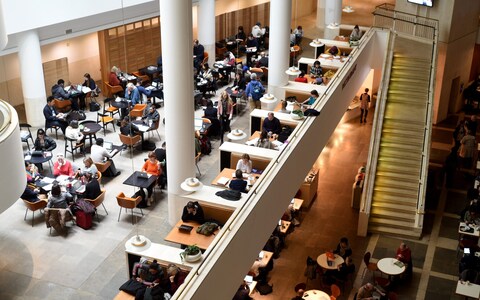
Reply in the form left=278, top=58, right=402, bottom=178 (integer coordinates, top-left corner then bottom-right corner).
left=196, top=222, right=219, bottom=236
left=75, top=198, right=95, bottom=214
left=200, top=136, right=212, bottom=155
left=278, top=126, right=293, bottom=143
left=132, top=189, right=148, bottom=208
left=89, top=101, right=101, bottom=112
left=251, top=81, right=264, bottom=100
left=256, top=282, right=273, bottom=295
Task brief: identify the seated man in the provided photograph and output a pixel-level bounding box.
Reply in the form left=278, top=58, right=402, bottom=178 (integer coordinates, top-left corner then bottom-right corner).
left=262, top=112, right=282, bottom=135
left=154, top=141, right=167, bottom=187
left=91, top=138, right=121, bottom=177
left=333, top=237, right=352, bottom=259
left=181, top=201, right=205, bottom=224
left=332, top=256, right=355, bottom=281
left=53, top=154, right=74, bottom=177
left=357, top=282, right=386, bottom=300
left=125, top=82, right=141, bottom=105
left=120, top=116, right=140, bottom=137
left=21, top=184, right=46, bottom=202
left=233, top=281, right=253, bottom=300
left=249, top=256, right=267, bottom=282
left=43, top=96, right=68, bottom=134
left=302, top=90, right=319, bottom=106
left=142, top=105, right=160, bottom=124
left=229, top=169, right=248, bottom=193
left=309, top=61, right=323, bottom=78
left=51, top=79, right=79, bottom=111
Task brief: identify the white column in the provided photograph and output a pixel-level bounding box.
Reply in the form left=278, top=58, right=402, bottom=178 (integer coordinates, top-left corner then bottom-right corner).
left=198, top=0, right=215, bottom=67
left=0, top=0, right=8, bottom=50
left=316, top=0, right=325, bottom=29
left=18, top=30, right=47, bottom=127
left=324, top=0, right=342, bottom=40
left=267, top=0, right=292, bottom=98
left=160, top=0, right=196, bottom=225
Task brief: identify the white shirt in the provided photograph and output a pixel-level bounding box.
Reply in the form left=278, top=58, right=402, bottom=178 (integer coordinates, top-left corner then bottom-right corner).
left=81, top=164, right=98, bottom=177
left=90, top=144, right=111, bottom=163
left=236, top=159, right=252, bottom=174
left=65, top=126, right=84, bottom=142
left=251, top=25, right=266, bottom=38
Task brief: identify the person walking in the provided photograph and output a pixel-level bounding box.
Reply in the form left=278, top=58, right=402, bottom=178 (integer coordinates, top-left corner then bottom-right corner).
left=360, top=88, right=370, bottom=124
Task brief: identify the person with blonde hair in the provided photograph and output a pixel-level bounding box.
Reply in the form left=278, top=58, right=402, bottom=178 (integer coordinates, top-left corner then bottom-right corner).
left=109, top=66, right=121, bottom=86
left=236, top=153, right=252, bottom=174
left=125, top=82, right=140, bottom=105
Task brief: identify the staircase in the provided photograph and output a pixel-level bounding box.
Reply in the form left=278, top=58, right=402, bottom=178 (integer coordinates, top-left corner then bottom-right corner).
left=368, top=54, right=431, bottom=239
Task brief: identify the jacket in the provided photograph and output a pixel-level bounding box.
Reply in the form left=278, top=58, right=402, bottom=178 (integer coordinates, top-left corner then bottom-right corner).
left=34, top=136, right=57, bottom=151
left=51, top=84, right=70, bottom=100
left=84, top=179, right=101, bottom=200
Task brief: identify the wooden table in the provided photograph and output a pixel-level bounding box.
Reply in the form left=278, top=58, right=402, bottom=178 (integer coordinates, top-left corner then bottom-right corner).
left=302, top=289, right=330, bottom=300
left=251, top=250, right=273, bottom=269
left=292, top=198, right=304, bottom=211
left=316, top=253, right=344, bottom=270
left=211, top=168, right=258, bottom=187
left=456, top=280, right=480, bottom=299
left=459, top=222, right=480, bottom=237
left=377, top=258, right=406, bottom=276
left=164, top=220, right=218, bottom=250
left=278, top=220, right=291, bottom=234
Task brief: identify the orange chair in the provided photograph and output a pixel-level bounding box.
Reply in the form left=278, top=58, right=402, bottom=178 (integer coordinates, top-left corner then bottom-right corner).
left=202, top=51, right=209, bottom=65
left=96, top=171, right=102, bottom=186
left=104, top=81, right=124, bottom=98
left=53, top=99, right=72, bottom=113
left=85, top=189, right=107, bottom=221
left=95, top=161, right=112, bottom=176
left=119, top=133, right=141, bottom=155
left=116, top=192, right=143, bottom=224
left=362, top=252, right=378, bottom=280
left=330, top=284, right=340, bottom=300
left=97, top=104, right=116, bottom=136
left=23, top=198, right=48, bottom=227
left=129, top=104, right=147, bottom=118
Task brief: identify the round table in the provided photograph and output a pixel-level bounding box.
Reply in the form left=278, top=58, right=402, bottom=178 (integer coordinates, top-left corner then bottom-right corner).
left=260, top=95, right=277, bottom=111
left=377, top=258, right=406, bottom=276
left=302, top=289, right=330, bottom=300
left=227, top=130, right=247, bottom=141
left=316, top=253, right=344, bottom=270
left=81, top=122, right=102, bottom=147
left=25, top=151, right=53, bottom=173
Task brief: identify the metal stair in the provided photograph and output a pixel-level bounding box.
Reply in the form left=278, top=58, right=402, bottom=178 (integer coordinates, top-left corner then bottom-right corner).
left=367, top=53, right=432, bottom=239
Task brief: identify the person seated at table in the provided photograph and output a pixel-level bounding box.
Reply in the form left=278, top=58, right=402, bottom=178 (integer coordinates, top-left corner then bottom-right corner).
left=21, top=184, right=46, bottom=202
left=278, top=100, right=291, bottom=114
left=135, top=79, right=151, bottom=101
left=78, top=157, right=98, bottom=178
left=245, top=34, right=259, bottom=66
left=164, top=263, right=186, bottom=296
left=181, top=201, right=205, bottom=224
left=291, top=283, right=306, bottom=300
left=256, top=52, right=269, bottom=68
left=327, top=45, right=340, bottom=56
left=249, top=255, right=268, bottom=282
left=53, top=154, right=74, bottom=177
left=218, top=91, right=234, bottom=133
left=236, top=154, right=252, bottom=174
left=350, top=25, right=363, bottom=42
left=25, top=162, right=41, bottom=183
left=65, top=120, right=85, bottom=147
left=125, top=82, right=141, bottom=105
left=290, top=28, right=297, bottom=47
left=233, top=280, right=253, bottom=300
left=331, top=256, right=355, bottom=281
left=256, top=130, right=274, bottom=149
left=120, top=116, right=140, bottom=137
left=155, top=141, right=167, bottom=183
left=33, top=129, right=57, bottom=164
left=309, top=60, right=323, bottom=78
left=43, top=96, right=68, bottom=134
left=232, top=72, right=247, bottom=91
left=142, top=105, right=160, bottom=125
left=229, top=169, right=248, bottom=193
left=460, top=268, right=480, bottom=284
left=198, top=63, right=213, bottom=83
left=293, top=25, right=304, bottom=45
left=193, top=39, right=205, bottom=70
left=333, top=237, right=353, bottom=259
left=251, top=22, right=266, bottom=49
left=51, top=79, right=79, bottom=111
left=47, top=184, right=72, bottom=208
left=109, top=66, right=121, bottom=87
left=91, top=138, right=121, bottom=177
left=356, top=282, right=386, bottom=300
left=465, top=205, right=480, bottom=225
left=79, top=73, right=97, bottom=110
left=203, top=100, right=218, bottom=119
left=236, top=26, right=247, bottom=42
left=142, top=151, right=162, bottom=204
left=132, top=259, right=163, bottom=299
left=302, top=90, right=319, bottom=106
left=294, top=71, right=308, bottom=83
left=396, top=242, right=413, bottom=278
left=81, top=172, right=101, bottom=200
left=223, top=51, right=236, bottom=67
left=263, top=112, right=282, bottom=135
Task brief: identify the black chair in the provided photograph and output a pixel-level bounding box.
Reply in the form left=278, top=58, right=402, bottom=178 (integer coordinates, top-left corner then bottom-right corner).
left=45, top=122, right=60, bottom=139
left=103, top=97, right=120, bottom=119
left=64, top=137, right=84, bottom=161
left=20, top=123, right=34, bottom=150
left=97, top=105, right=116, bottom=136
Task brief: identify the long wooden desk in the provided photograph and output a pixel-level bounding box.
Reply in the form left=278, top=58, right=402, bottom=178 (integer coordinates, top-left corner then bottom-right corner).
left=164, top=220, right=219, bottom=250
left=292, top=198, right=304, bottom=211
left=211, top=168, right=259, bottom=188
left=219, top=142, right=278, bottom=171
left=250, top=109, right=301, bottom=135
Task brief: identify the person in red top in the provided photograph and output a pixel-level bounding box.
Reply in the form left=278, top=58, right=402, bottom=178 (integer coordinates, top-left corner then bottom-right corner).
left=165, top=264, right=187, bottom=296
left=294, top=71, right=308, bottom=83
left=141, top=151, right=162, bottom=204
left=53, top=154, right=74, bottom=177
left=108, top=66, right=121, bottom=86
left=396, top=242, right=413, bottom=278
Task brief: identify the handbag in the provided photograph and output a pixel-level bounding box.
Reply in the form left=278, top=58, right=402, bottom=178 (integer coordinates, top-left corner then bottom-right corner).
left=119, top=278, right=144, bottom=295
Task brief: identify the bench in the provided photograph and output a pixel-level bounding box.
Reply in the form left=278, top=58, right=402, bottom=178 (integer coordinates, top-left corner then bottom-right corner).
left=230, top=152, right=271, bottom=172
left=198, top=201, right=235, bottom=225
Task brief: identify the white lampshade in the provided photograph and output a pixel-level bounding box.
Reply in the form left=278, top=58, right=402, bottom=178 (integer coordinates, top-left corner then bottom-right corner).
left=343, top=6, right=354, bottom=13
left=327, top=23, right=339, bottom=29
left=285, top=66, right=301, bottom=76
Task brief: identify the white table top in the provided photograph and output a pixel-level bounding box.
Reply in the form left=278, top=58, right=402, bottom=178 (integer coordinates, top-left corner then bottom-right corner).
left=309, top=41, right=325, bottom=47
left=250, top=109, right=302, bottom=125
left=227, top=130, right=247, bottom=140
left=302, top=289, right=330, bottom=300
left=377, top=258, right=406, bottom=276
left=456, top=280, right=480, bottom=298
left=298, top=57, right=345, bottom=69
left=181, top=185, right=243, bottom=209
left=219, top=142, right=279, bottom=160
left=459, top=222, right=480, bottom=237
left=317, top=253, right=344, bottom=270
left=260, top=95, right=277, bottom=103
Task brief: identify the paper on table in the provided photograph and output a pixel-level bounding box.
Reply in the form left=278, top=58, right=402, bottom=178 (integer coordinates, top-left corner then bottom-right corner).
left=24, top=155, right=32, bottom=160
left=217, top=177, right=229, bottom=186
left=136, top=124, right=150, bottom=132
left=245, top=138, right=258, bottom=146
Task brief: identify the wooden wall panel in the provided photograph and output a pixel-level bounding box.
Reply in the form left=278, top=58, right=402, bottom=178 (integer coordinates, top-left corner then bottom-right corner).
left=42, top=57, right=69, bottom=96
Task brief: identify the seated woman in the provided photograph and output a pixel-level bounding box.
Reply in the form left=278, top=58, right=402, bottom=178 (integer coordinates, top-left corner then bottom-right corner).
left=53, top=154, right=74, bottom=177
left=256, top=130, right=273, bottom=149
left=120, top=116, right=140, bottom=137
left=302, top=89, right=319, bottom=106
left=21, top=184, right=46, bottom=202
left=164, top=264, right=187, bottom=296
left=78, top=157, right=98, bottom=178
left=309, top=61, right=323, bottom=78
left=229, top=169, right=248, bottom=193
left=181, top=201, right=205, bottom=224
left=25, top=162, right=41, bottom=183
left=294, top=71, right=308, bottom=83
left=109, top=66, right=121, bottom=86
left=65, top=120, right=85, bottom=146
left=350, top=25, right=362, bottom=42
left=47, top=184, right=72, bottom=208
left=141, top=151, right=162, bottom=204
left=34, top=128, right=56, bottom=151
left=327, top=45, right=340, bottom=56
left=236, top=154, right=252, bottom=174
left=278, top=100, right=290, bottom=114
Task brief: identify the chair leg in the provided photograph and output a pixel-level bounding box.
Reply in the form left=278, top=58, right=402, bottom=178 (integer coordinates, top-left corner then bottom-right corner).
left=24, top=208, right=28, bottom=221
left=102, top=203, right=108, bottom=215
left=131, top=209, right=134, bottom=225
left=32, top=211, right=34, bottom=227
left=196, top=162, right=202, bottom=176
left=140, top=208, right=144, bottom=216
left=118, top=207, right=122, bottom=222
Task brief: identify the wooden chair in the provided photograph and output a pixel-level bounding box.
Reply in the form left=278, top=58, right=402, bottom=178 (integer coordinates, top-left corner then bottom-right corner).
left=147, top=119, right=161, bottom=141
left=362, top=252, right=378, bottom=280
left=330, top=284, right=341, bottom=300
left=104, top=97, right=120, bottom=119
left=195, top=152, right=202, bottom=177
left=116, top=192, right=143, bottom=224
left=53, top=99, right=72, bottom=113
left=20, top=123, right=34, bottom=150
left=129, top=104, right=147, bottom=118
left=96, top=171, right=102, bottom=185
left=97, top=105, right=116, bottom=136
left=119, top=133, right=141, bottom=155
left=260, top=66, right=269, bottom=84
left=64, top=137, right=84, bottom=161
left=202, top=51, right=209, bottom=65
left=104, top=81, right=124, bottom=98
left=95, top=161, right=112, bottom=175
left=23, top=198, right=47, bottom=227
left=85, top=189, right=107, bottom=221
left=45, top=121, right=60, bottom=139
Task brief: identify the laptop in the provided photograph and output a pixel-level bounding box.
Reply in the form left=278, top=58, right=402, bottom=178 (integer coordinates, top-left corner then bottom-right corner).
left=104, top=141, right=113, bottom=151
left=244, top=275, right=253, bottom=284
left=31, top=151, right=43, bottom=157
left=178, top=224, right=194, bottom=233
left=137, top=172, right=149, bottom=179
